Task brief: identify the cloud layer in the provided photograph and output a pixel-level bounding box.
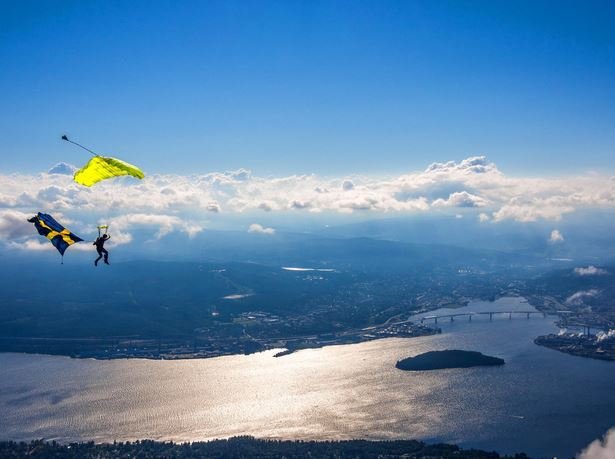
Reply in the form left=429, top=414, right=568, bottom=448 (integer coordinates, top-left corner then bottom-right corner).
left=574, top=266, right=608, bottom=276
left=2, top=155, right=615, bottom=250
left=248, top=223, right=275, bottom=235
left=4, top=156, right=615, bottom=219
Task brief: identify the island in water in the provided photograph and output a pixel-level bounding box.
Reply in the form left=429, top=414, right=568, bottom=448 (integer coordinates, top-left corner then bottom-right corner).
left=396, top=350, right=505, bottom=371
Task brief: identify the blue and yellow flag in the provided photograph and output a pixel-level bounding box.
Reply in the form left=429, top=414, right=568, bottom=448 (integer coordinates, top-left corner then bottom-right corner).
left=27, top=212, right=83, bottom=256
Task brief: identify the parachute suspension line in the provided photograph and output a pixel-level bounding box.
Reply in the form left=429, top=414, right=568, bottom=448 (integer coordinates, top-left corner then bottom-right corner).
left=61, top=135, right=98, bottom=156
left=98, top=225, right=109, bottom=237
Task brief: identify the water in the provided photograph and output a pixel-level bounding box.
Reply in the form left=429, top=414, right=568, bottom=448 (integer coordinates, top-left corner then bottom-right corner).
left=1, top=297, right=614, bottom=458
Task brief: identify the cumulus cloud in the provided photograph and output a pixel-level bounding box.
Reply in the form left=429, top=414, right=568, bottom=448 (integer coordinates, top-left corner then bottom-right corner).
left=257, top=202, right=274, bottom=212
left=290, top=200, right=310, bottom=210
left=226, top=168, right=252, bottom=181
left=432, top=191, right=488, bottom=208
left=206, top=202, right=221, bottom=212
left=0, top=210, right=36, bottom=239
left=7, top=237, right=92, bottom=253
left=549, top=229, right=565, bottom=243
left=48, top=162, right=76, bottom=175
left=425, top=156, right=496, bottom=175
left=108, top=213, right=203, bottom=245
left=566, top=289, right=600, bottom=305
left=0, top=156, right=615, bottom=226
left=578, top=428, right=615, bottom=459
left=248, top=223, right=275, bottom=235
left=8, top=239, right=55, bottom=252
left=478, top=212, right=490, bottom=223
left=574, top=266, right=608, bottom=276
left=493, top=200, right=575, bottom=223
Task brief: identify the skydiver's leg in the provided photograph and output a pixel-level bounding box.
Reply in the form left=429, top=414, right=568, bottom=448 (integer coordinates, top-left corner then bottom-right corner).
left=102, top=248, right=109, bottom=264
left=95, top=249, right=103, bottom=266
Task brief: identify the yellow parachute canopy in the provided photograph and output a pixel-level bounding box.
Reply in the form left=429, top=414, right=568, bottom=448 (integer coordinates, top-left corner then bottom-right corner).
left=73, top=156, right=145, bottom=187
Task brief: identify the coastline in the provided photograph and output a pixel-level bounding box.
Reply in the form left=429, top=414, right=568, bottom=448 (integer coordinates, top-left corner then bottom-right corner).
left=0, top=322, right=437, bottom=361
left=534, top=334, right=615, bottom=361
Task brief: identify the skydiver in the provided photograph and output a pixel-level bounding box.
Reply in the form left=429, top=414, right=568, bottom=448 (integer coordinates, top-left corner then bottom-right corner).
left=94, top=233, right=110, bottom=266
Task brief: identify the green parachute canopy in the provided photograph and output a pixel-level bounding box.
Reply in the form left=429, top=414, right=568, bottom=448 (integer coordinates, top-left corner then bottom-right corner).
left=73, top=156, right=145, bottom=187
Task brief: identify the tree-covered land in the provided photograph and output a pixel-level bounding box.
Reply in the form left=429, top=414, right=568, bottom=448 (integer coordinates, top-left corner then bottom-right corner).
left=0, top=437, right=530, bottom=459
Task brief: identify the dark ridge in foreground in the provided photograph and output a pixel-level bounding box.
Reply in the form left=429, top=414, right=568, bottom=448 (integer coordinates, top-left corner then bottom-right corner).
left=396, top=350, right=505, bottom=371
left=0, top=437, right=530, bottom=459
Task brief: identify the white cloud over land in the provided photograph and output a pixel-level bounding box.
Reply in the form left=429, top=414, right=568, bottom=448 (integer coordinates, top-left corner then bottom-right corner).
left=574, top=266, right=608, bottom=276
left=248, top=223, right=275, bottom=235
left=549, top=229, right=565, bottom=243
left=108, top=213, right=203, bottom=245
left=579, top=428, right=615, bottom=459
left=565, top=289, right=600, bottom=305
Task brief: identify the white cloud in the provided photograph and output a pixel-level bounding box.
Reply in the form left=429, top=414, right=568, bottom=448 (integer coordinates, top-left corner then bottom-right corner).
left=257, top=202, right=275, bottom=212
left=0, top=157, right=614, bottom=227
left=290, top=200, right=311, bottom=210
left=579, top=428, right=615, bottom=459
left=549, top=229, right=565, bottom=243
left=226, top=168, right=252, bottom=181
left=248, top=223, right=275, bottom=235
left=4, top=210, right=203, bottom=252
left=206, top=202, right=221, bottom=212
left=566, top=289, right=600, bottom=305
left=478, top=212, right=490, bottom=222
left=8, top=239, right=56, bottom=252
left=108, top=213, right=203, bottom=245
left=48, top=162, right=76, bottom=175
left=0, top=210, right=36, bottom=240
left=493, top=203, right=574, bottom=223
left=574, top=266, right=608, bottom=276
left=8, top=238, right=92, bottom=253
left=425, top=156, right=496, bottom=175
left=432, top=191, right=488, bottom=208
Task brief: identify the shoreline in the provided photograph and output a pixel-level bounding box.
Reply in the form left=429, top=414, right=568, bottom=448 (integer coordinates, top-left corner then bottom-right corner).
left=9, top=294, right=605, bottom=363
left=0, top=323, right=437, bottom=361
left=534, top=334, right=615, bottom=361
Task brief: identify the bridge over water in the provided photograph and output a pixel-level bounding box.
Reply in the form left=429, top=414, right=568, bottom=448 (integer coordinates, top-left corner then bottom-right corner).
left=419, top=310, right=547, bottom=324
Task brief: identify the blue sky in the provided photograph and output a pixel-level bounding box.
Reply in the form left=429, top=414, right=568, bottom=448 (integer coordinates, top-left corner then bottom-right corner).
left=1, top=0, right=614, bottom=176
